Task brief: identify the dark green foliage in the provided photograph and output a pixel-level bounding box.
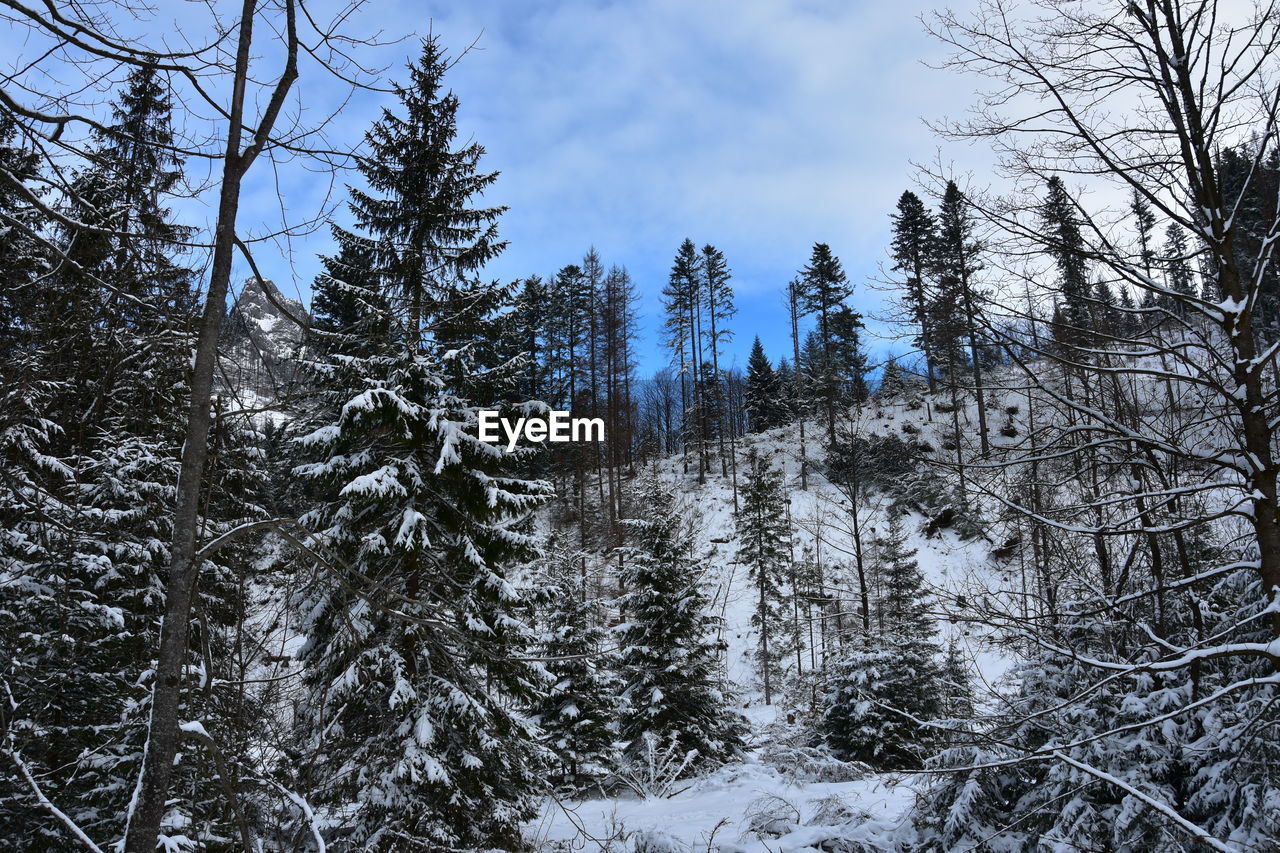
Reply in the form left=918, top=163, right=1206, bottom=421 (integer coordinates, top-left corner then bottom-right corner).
left=799, top=243, right=860, bottom=443
left=890, top=190, right=939, bottom=389
left=531, top=567, right=620, bottom=793
left=819, top=512, right=943, bottom=770
left=735, top=450, right=795, bottom=702
left=747, top=333, right=783, bottom=427
left=291, top=40, right=554, bottom=851
left=1041, top=176, right=1094, bottom=349
left=0, top=67, right=257, bottom=849
left=616, top=475, right=744, bottom=770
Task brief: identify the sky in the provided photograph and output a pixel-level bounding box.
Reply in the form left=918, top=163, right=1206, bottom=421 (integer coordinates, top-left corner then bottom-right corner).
left=6, top=0, right=989, bottom=377
left=229, top=0, right=995, bottom=377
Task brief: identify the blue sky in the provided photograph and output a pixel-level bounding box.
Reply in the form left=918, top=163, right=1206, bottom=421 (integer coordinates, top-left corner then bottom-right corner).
left=227, top=0, right=994, bottom=376
left=7, top=0, right=986, bottom=377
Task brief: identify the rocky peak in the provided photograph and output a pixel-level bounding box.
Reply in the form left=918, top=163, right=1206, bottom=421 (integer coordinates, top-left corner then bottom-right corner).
left=219, top=278, right=310, bottom=402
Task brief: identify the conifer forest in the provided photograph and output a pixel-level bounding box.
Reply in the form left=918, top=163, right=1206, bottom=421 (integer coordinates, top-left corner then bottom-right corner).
left=5, top=1, right=1280, bottom=851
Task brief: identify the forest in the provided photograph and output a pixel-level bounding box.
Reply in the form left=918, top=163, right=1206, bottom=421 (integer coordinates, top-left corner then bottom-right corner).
left=1, top=0, right=1279, bottom=851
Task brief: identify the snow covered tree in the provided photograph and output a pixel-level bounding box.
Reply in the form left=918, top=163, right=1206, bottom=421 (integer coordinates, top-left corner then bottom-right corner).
left=877, top=357, right=909, bottom=400
left=819, top=512, right=943, bottom=769
left=934, top=181, right=989, bottom=454
left=799, top=243, right=855, bottom=445
left=735, top=450, right=794, bottom=704
left=1040, top=175, right=1094, bottom=350
left=701, top=243, right=737, bottom=478
left=530, top=567, right=620, bottom=794
left=291, top=40, right=553, bottom=851
left=616, top=474, right=744, bottom=771
left=662, top=239, right=708, bottom=477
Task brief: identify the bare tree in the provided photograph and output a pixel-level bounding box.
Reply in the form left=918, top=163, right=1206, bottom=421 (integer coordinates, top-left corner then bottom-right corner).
left=0, top=2, right=390, bottom=849
left=915, top=0, right=1280, bottom=845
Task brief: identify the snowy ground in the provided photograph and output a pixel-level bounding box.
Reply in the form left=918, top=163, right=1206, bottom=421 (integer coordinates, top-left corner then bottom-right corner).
left=527, top=756, right=914, bottom=852
left=524, top=396, right=1017, bottom=851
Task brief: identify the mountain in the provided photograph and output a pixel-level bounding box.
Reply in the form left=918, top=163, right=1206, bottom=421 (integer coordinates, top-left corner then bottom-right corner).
left=219, top=277, right=310, bottom=403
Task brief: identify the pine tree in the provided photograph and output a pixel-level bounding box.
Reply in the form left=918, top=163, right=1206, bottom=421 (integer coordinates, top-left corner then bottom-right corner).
left=292, top=41, right=553, bottom=850
left=819, top=512, right=943, bottom=769
left=890, top=190, right=940, bottom=392
left=616, top=475, right=744, bottom=770
left=935, top=181, right=989, bottom=454
left=1162, top=223, right=1198, bottom=313
left=0, top=67, right=256, bottom=848
left=701, top=244, right=737, bottom=479
left=1130, top=187, right=1157, bottom=279
left=531, top=563, right=620, bottom=793
left=800, top=243, right=855, bottom=445
left=1041, top=176, right=1093, bottom=350
left=745, top=336, right=782, bottom=432
left=341, top=37, right=506, bottom=354
left=662, top=239, right=708, bottom=477
left=735, top=450, right=794, bottom=704
left=310, top=233, right=391, bottom=360
left=878, top=357, right=908, bottom=400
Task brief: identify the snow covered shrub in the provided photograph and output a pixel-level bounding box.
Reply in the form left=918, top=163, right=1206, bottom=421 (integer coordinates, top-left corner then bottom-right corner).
left=914, top=568, right=1280, bottom=852
left=758, top=737, right=869, bottom=783
left=613, top=733, right=700, bottom=799
left=741, top=794, right=801, bottom=840
left=627, top=828, right=687, bottom=853
left=806, top=794, right=872, bottom=828
left=819, top=643, right=944, bottom=770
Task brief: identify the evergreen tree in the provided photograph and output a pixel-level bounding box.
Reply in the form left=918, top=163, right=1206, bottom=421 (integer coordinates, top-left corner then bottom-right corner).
left=1161, top=223, right=1198, bottom=313
left=935, top=181, right=990, bottom=454
left=1129, top=187, right=1157, bottom=278
left=735, top=450, right=794, bottom=704
left=616, top=475, right=744, bottom=770
left=662, top=239, right=708, bottom=477
left=0, top=67, right=257, bottom=849
left=890, top=190, right=940, bottom=392
left=531, top=561, right=620, bottom=793
left=800, top=243, right=855, bottom=445
left=1041, top=176, right=1094, bottom=350
left=292, top=41, right=553, bottom=850
left=310, top=233, right=391, bottom=360
left=340, top=37, right=506, bottom=355
left=745, top=336, right=782, bottom=432
left=701, top=244, right=736, bottom=477
left=819, top=512, right=943, bottom=769
left=878, top=357, right=908, bottom=400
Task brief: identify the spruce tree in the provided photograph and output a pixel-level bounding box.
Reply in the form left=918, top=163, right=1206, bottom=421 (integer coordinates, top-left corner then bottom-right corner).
left=800, top=243, right=855, bottom=445
left=342, top=37, right=506, bottom=354
left=1041, top=176, right=1094, bottom=350
left=293, top=40, right=553, bottom=850
left=878, top=357, right=908, bottom=400
left=701, top=244, right=736, bottom=477
left=735, top=450, right=794, bottom=704
left=662, top=239, right=707, bottom=477
left=1162, top=223, right=1198, bottom=312
left=890, top=190, right=940, bottom=392
left=531, top=566, right=620, bottom=794
left=616, top=475, right=744, bottom=770
left=935, top=181, right=989, bottom=454
left=745, top=336, right=782, bottom=432
left=820, top=512, right=943, bottom=769
left=0, top=66, right=255, bottom=848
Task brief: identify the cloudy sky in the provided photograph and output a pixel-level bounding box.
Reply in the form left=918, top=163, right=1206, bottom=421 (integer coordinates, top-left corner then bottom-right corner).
left=16, top=0, right=989, bottom=375
left=222, top=0, right=994, bottom=374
